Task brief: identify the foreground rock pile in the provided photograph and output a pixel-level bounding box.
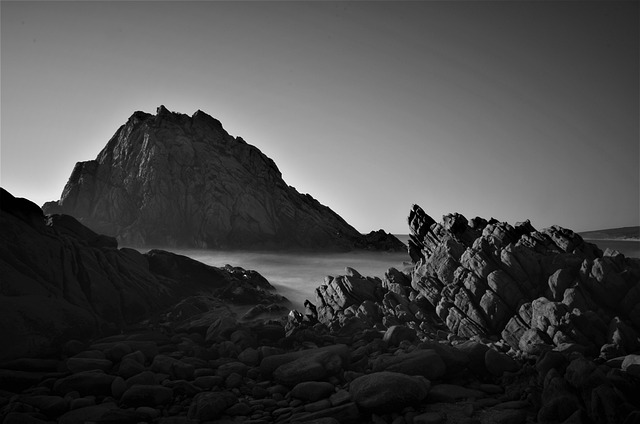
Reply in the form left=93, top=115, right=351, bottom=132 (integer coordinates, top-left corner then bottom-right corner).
left=1, top=295, right=639, bottom=424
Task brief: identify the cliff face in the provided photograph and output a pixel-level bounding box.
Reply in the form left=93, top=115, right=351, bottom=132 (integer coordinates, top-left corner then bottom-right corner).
left=43, top=106, right=403, bottom=251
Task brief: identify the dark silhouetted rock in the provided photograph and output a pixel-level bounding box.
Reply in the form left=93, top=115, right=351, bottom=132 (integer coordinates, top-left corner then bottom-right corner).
left=120, top=384, right=174, bottom=407
left=0, top=187, right=286, bottom=361
left=187, top=391, right=238, bottom=421
left=291, top=381, right=335, bottom=401
left=372, top=349, right=446, bottom=380
left=427, top=383, right=486, bottom=403
left=53, top=371, right=116, bottom=396
left=260, top=344, right=350, bottom=383
left=349, top=371, right=431, bottom=411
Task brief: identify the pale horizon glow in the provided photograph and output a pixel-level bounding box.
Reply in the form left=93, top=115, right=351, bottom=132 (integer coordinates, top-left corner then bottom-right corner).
left=1, top=1, right=638, bottom=234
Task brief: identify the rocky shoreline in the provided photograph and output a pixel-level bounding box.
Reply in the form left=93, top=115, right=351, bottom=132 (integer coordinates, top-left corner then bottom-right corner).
left=2, top=288, right=639, bottom=424
left=2, top=191, right=640, bottom=423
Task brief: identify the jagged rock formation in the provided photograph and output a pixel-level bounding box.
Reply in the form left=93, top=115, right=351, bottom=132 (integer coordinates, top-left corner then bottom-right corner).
left=407, top=204, right=640, bottom=357
left=309, top=204, right=640, bottom=359
left=43, top=106, right=404, bottom=251
left=0, top=188, right=286, bottom=361
left=272, top=205, right=640, bottom=423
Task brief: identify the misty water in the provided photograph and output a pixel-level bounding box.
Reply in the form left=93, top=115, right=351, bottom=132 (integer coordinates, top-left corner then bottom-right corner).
left=171, top=247, right=412, bottom=312
left=170, top=236, right=639, bottom=313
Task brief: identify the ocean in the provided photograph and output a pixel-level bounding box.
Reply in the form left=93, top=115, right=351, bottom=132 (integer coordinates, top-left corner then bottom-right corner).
left=171, top=236, right=639, bottom=313
left=582, top=239, right=640, bottom=260
left=171, top=248, right=412, bottom=312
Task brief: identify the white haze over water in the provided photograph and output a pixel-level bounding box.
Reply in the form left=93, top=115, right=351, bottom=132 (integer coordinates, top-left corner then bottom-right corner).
left=171, top=247, right=412, bottom=312
left=169, top=237, right=639, bottom=313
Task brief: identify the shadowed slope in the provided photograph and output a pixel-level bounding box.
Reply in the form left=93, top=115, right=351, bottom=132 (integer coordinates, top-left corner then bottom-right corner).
left=0, top=188, right=285, bottom=361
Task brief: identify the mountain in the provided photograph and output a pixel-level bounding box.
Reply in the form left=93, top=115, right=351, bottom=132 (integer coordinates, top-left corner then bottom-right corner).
left=579, top=226, right=640, bottom=240
left=43, top=106, right=404, bottom=251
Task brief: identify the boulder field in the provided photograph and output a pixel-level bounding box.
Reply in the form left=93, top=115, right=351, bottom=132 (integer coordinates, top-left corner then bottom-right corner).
left=1, top=194, right=639, bottom=423
left=1, top=293, right=639, bottom=424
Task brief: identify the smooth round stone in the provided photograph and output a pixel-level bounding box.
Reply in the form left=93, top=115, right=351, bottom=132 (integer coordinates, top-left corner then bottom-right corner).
left=110, top=377, right=126, bottom=399
left=194, top=376, right=223, bottom=390
left=350, top=371, right=430, bottom=411
left=251, top=386, right=269, bottom=399
left=103, top=343, right=132, bottom=362
left=238, top=348, right=260, bottom=366
left=66, top=358, right=113, bottom=373
left=136, top=406, right=162, bottom=420
left=226, top=402, right=252, bottom=416
left=120, top=385, right=173, bottom=407
left=225, top=373, right=244, bottom=389
left=117, top=358, right=145, bottom=379
left=291, top=381, right=335, bottom=402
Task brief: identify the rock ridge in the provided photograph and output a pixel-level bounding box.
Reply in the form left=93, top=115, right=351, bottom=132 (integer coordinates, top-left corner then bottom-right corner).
left=406, top=204, right=640, bottom=357
left=43, top=106, right=404, bottom=251
left=303, top=204, right=640, bottom=359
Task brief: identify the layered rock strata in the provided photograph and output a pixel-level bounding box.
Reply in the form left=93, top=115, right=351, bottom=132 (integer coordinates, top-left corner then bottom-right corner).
left=43, top=106, right=404, bottom=251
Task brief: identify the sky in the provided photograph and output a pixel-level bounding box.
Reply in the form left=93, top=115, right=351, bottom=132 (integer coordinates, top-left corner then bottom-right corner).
left=1, top=1, right=638, bottom=234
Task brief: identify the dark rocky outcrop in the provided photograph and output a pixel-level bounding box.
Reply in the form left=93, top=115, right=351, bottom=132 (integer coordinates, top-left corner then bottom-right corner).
left=310, top=204, right=640, bottom=358
left=43, top=106, right=404, bottom=251
left=275, top=204, right=640, bottom=422
left=0, top=188, right=286, bottom=361
left=407, top=204, right=640, bottom=358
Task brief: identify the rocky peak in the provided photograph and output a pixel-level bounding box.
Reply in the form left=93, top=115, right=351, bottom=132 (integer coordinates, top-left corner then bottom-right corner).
left=44, top=107, right=402, bottom=250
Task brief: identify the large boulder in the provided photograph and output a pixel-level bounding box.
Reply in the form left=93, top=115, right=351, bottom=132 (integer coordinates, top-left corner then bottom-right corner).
left=349, top=371, right=431, bottom=411
left=260, top=344, right=351, bottom=386
left=371, top=349, right=446, bottom=380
